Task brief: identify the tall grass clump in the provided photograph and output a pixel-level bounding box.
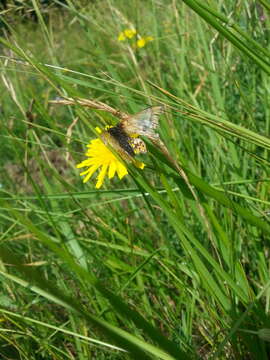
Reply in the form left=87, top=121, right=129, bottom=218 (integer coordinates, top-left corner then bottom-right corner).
left=0, top=0, right=270, bottom=359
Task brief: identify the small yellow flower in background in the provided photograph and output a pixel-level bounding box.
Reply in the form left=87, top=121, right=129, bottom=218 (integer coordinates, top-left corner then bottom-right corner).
left=136, top=36, right=154, bottom=48
left=118, top=29, right=154, bottom=48
left=136, top=38, right=146, bottom=48
left=118, top=32, right=126, bottom=41
left=124, top=29, right=136, bottom=38
left=77, top=128, right=145, bottom=189
left=118, top=28, right=136, bottom=41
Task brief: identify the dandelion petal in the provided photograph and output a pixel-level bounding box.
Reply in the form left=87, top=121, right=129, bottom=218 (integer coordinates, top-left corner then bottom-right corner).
left=96, top=164, right=108, bottom=188
left=117, top=162, right=128, bottom=179
left=81, top=164, right=100, bottom=183
left=108, top=161, right=116, bottom=179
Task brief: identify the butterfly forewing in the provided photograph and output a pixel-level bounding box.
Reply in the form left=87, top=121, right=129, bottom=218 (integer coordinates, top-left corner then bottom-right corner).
left=121, top=106, right=164, bottom=140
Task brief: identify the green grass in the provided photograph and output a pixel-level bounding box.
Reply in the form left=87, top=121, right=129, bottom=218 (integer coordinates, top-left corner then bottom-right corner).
left=0, top=0, right=270, bottom=359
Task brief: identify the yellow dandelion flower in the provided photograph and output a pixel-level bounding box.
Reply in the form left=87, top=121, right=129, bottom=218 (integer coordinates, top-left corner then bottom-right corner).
left=77, top=129, right=145, bottom=189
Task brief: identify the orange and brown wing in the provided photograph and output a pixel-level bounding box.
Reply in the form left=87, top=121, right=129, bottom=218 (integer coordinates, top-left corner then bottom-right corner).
left=129, top=137, right=147, bottom=154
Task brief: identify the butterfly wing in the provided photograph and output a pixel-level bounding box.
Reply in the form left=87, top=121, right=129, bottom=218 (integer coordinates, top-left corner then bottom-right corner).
left=129, top=137, right=147, bottom=154
left=121, top=106, right=164, bottom=140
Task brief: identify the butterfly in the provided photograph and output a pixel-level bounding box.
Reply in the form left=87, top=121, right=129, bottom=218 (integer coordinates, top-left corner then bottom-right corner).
left=101, top=106, right=164, bottom=158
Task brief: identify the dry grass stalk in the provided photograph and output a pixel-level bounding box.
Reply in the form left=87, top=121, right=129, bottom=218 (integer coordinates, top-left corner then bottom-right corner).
left=49, top=97, right=129, bottom=120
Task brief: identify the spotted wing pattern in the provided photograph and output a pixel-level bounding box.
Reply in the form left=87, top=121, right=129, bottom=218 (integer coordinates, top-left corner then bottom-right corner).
left=129, top=137, right=147, bottom=154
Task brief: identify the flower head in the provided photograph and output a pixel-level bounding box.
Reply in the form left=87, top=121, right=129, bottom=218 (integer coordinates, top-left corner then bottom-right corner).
left=124, top=29, right=137, bottom=38
left=77, top=129, right=144, bottom=189
left=118, top=29, right=154, bottom=49
left=136, top=36, right=154, bottom=48
left=118, top=28, right=136, bottom=41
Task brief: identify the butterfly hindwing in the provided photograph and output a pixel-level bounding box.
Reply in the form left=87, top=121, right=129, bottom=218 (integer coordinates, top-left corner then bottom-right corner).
left=129, top=137, right=147, bottom=154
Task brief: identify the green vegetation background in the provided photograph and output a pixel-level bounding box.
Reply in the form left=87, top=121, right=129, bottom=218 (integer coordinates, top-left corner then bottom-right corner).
left=0, top=0, right=270, bottom=359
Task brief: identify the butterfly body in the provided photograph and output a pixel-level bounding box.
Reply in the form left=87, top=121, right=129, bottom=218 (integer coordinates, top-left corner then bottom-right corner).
left=107, top=124, right=135, bottom=156
left=101, top=106, right=164, bottom=158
